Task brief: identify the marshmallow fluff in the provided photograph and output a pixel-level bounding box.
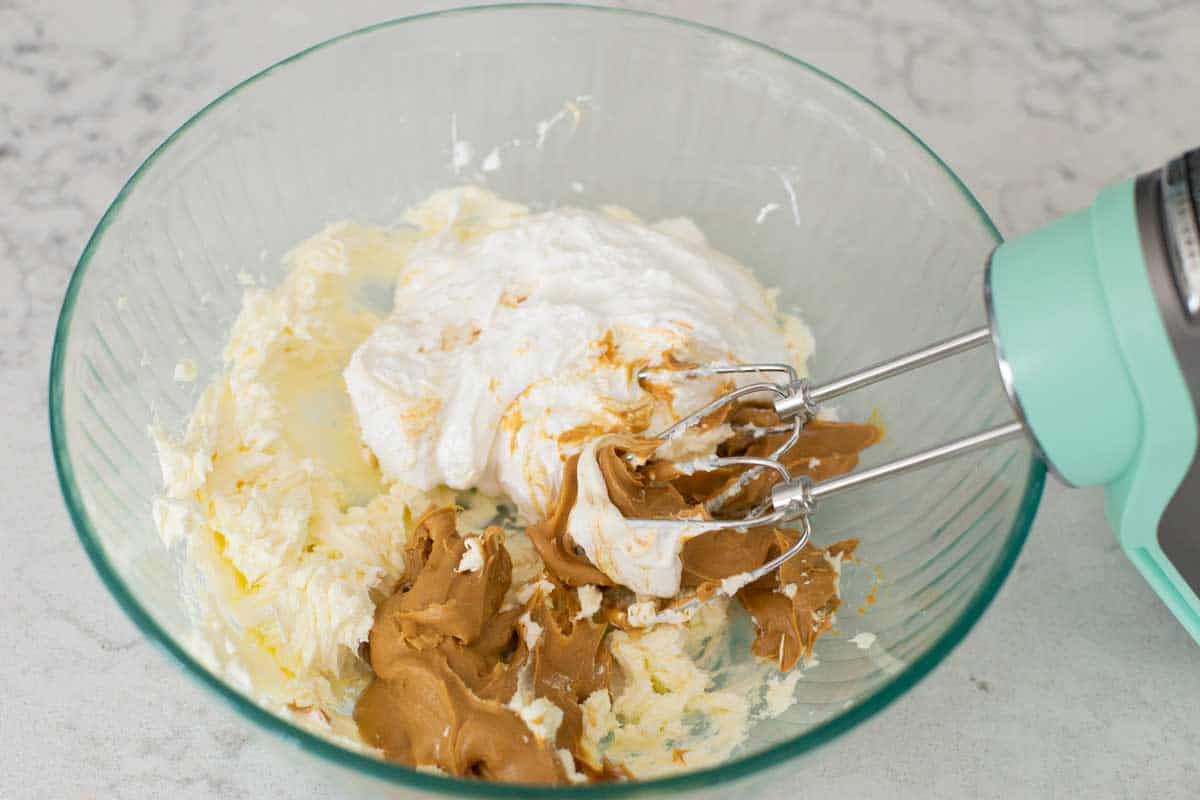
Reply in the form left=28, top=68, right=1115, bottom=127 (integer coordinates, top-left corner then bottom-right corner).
left=345, top=197, right=811, bottom=525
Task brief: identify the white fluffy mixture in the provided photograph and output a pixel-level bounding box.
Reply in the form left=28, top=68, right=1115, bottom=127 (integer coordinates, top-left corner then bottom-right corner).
left=345, top=197, right=804, bottom=522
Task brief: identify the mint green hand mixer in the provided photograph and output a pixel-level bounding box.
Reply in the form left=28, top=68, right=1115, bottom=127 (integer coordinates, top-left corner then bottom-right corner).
left=636, top=148, right=1200, bottom=644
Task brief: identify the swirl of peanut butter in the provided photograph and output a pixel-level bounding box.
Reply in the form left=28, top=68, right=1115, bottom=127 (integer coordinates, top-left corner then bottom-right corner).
left=355, top=507, right=623, bottom=783
left=526, top=455, right=614, bottom=589
left=355, top=508, right=563, bottom=781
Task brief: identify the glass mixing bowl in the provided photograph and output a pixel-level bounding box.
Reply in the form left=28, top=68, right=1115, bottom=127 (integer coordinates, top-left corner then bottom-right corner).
left=50, top=5, right=1044, bottom=798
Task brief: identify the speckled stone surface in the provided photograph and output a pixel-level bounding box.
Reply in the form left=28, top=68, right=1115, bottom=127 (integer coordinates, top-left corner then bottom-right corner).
left=5, top=2, right=1200, bottom=798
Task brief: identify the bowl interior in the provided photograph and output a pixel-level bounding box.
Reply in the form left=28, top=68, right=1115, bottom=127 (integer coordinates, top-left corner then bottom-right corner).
left=52, top=5, right=1042, bottom=797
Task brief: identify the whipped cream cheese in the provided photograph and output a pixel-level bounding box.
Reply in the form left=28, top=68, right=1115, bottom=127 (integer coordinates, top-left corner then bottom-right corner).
left=153, top=220, right=440, bottom=712
left=581, top=599, right=749, bottom=777
left=345, top=201, right=807, bottom=524
left=574, top=584, right=603, bottom=622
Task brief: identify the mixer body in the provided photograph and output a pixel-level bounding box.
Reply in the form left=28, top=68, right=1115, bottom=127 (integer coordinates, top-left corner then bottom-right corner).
left=987, top=149, right=1200, bottom=643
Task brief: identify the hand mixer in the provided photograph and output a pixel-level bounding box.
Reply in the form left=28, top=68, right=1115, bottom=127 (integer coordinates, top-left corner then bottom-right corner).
left=637, top=147, right=1200, bottom=644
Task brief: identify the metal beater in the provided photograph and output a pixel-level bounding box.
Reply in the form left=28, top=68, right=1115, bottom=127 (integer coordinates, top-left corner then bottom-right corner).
left=635, top=329, right=1022, bottom=589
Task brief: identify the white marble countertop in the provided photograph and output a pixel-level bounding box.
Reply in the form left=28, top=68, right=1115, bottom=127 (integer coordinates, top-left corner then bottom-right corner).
left=5, top=1, right=1200, bottom=798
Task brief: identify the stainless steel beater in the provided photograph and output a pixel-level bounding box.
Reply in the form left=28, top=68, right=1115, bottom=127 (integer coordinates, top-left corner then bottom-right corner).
left=635, top=328, right=1025, bottom=589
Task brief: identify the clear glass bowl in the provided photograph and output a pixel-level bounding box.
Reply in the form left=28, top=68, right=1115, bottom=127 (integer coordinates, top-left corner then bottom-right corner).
left=50, top=5, right=1044, bottom=798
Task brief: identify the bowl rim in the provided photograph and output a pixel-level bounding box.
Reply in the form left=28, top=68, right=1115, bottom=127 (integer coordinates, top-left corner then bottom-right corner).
left=49, top=3, right=1046, bottom=796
